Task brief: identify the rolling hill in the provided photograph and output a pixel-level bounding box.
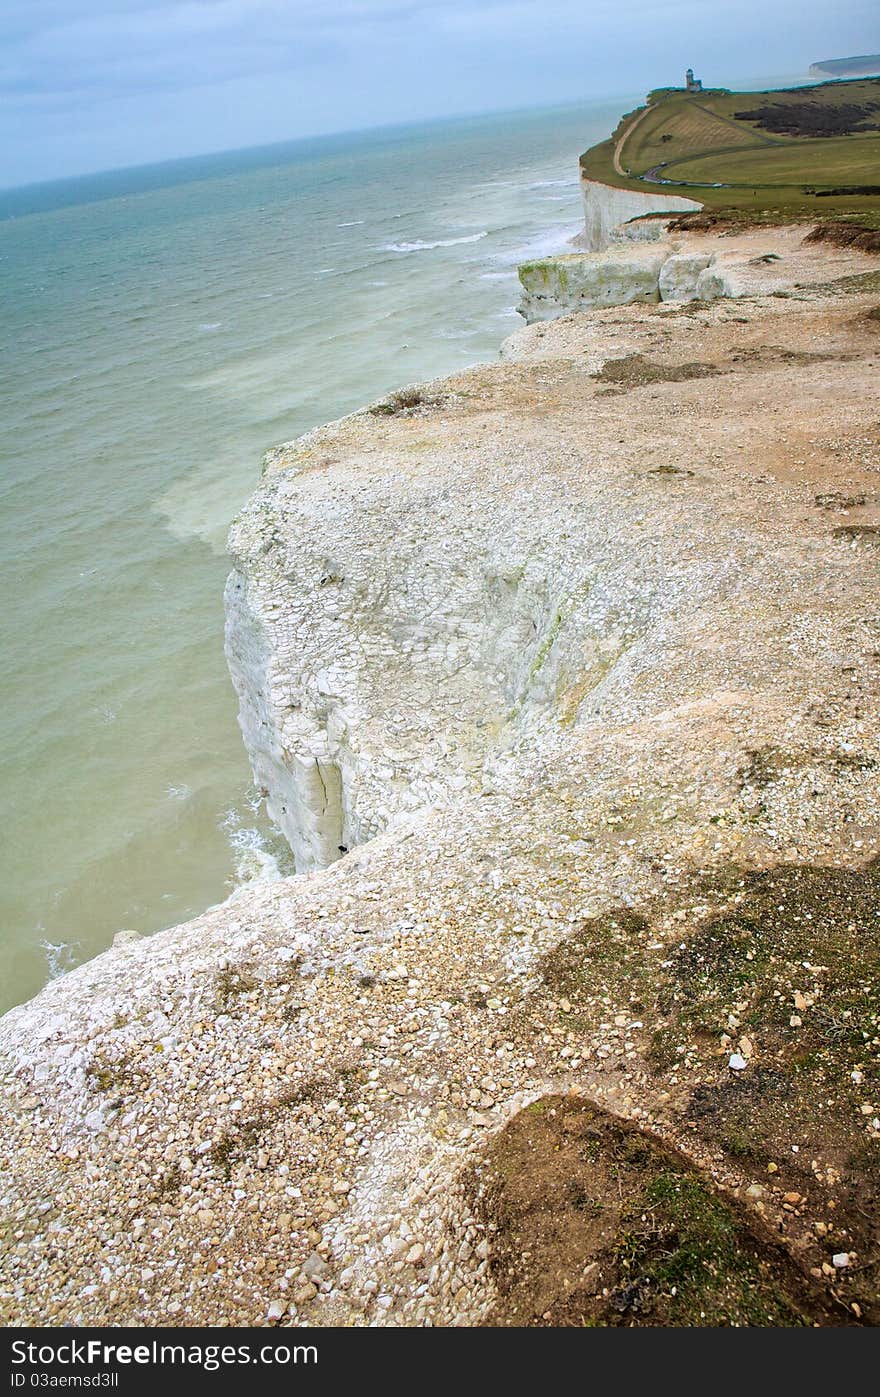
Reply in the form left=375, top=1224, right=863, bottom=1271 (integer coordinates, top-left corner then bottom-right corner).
left=580, top=77, right=880, bottom=221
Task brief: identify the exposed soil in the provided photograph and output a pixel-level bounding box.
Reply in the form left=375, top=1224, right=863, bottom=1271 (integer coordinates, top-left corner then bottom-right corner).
left=815, top=491, right=868, bottom=510
left=728, top=343, right=852, bottom=367
left=471, top=1097, right=847, bottom=1326
left=592, top=344, right=849, bottom=395
left=592, top=353, right=720, bottom=393
left=805, top=223, right=880, bottom=254
left=668, top=211, right=804, bottom=234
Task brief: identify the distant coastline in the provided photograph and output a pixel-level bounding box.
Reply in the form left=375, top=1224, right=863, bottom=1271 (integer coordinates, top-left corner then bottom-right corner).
left=809, top=54, right=880, bottom=79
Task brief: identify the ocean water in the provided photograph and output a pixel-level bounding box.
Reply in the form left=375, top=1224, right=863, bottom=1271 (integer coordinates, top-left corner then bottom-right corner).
left=0, top=98, right=633, bottom=1013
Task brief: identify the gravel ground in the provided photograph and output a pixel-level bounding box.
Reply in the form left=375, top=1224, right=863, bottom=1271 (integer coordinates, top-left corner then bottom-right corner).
left=1, top=229, right=879, bottom=1327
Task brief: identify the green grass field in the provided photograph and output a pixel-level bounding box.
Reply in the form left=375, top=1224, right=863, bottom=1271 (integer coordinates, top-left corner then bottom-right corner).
left=580, top=77, right=880, bottom=221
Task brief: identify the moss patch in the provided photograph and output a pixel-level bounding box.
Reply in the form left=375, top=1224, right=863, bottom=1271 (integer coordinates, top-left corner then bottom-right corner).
left=209, top=1079, right=323, bottom=1178
left=214, top=963, right=257, bottom=1013
left=86, top=1053, right=137, bottom=1095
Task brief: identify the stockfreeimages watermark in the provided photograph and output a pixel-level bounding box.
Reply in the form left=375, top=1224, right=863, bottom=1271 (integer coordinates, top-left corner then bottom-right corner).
left=10, top=1339, right=317, bottom=1379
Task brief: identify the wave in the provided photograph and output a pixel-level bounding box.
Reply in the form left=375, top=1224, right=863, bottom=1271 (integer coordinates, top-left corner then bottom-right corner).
left=383, top=231, right=489, bottom=253
left=488, top=221, right=583, bottom=267
left=436, top=325, right=482, bottom=340
left=228, top=826, right=282, bottom=884
left=40, top=938, right=79, bottom=979
left=220, top=805, right=285, bottom=886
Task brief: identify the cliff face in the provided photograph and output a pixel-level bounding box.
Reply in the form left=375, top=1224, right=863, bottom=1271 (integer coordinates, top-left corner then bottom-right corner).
left=224, top=387, right=649, bottom=877
left=2, top=230, right=880, bottom=1328
left=580, top=174, right=701, bottom=251
left=223, top=404, right=584, bottom=874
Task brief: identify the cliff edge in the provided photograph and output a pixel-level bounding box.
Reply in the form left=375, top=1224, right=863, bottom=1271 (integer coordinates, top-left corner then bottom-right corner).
left=1, top=230, right=880, bottom=1327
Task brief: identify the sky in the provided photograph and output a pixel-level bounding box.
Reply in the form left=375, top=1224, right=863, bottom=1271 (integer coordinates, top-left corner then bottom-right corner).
left=1, top=1, right=877, bottom=188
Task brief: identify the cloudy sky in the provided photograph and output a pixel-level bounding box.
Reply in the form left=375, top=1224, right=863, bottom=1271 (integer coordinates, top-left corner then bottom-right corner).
left=2, top=1, right=877, bottom=187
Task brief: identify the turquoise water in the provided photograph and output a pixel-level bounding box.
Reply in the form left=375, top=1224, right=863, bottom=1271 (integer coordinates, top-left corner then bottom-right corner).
left=0, top=99, right=632, bottom=1012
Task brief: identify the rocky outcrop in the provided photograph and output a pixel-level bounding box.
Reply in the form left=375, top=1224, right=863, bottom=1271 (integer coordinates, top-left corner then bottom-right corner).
left=517, top=243, right=669, bottom=322
left=518, top=221, right=880, bottom=323
left=518, top=240, right=724, bottom=322
left=581, top=175, right=702, bottom=251
left=658, top=249, right=714, bottom=300
left=2, top=233, right=880, bottom=1329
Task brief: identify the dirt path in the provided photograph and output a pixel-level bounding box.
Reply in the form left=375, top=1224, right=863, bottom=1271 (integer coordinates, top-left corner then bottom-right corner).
left=612, top=103, right=653, bottom=176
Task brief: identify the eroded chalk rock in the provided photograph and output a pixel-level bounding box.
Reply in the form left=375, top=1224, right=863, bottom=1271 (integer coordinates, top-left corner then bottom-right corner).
left=517, top=244, right=671, bottom=323
left=659, top=250, right=714, bottom=302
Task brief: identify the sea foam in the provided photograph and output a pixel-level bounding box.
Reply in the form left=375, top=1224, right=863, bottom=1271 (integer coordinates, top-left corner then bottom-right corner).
left=383, top=232, right=489, bottom=253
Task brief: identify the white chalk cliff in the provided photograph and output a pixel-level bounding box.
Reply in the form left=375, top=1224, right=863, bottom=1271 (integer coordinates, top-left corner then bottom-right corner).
left=580, top=175, right=702, bottom=251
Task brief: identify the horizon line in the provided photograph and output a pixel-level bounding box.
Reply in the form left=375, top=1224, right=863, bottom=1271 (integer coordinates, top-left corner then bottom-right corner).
left=0, top=65, right=822, bottom=208
left=0, top=92, right=634, bottom=202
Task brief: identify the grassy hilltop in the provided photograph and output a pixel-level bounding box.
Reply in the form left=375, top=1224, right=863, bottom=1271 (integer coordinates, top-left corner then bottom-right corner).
left=581, top=77, right=880, bottom=223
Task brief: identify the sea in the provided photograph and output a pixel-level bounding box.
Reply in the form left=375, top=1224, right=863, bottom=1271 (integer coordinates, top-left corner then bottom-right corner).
left=0, top=97, right=647, bottom=1013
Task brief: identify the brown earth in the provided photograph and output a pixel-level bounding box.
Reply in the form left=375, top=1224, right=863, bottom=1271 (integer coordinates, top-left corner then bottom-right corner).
left=806, top=223, right=880, bottom=254
left=471, top=1097, right=850, bottom=1326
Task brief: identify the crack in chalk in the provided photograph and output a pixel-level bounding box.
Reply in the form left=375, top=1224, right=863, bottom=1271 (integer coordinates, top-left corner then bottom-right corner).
left=314, top=757, right=328, bottom=814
